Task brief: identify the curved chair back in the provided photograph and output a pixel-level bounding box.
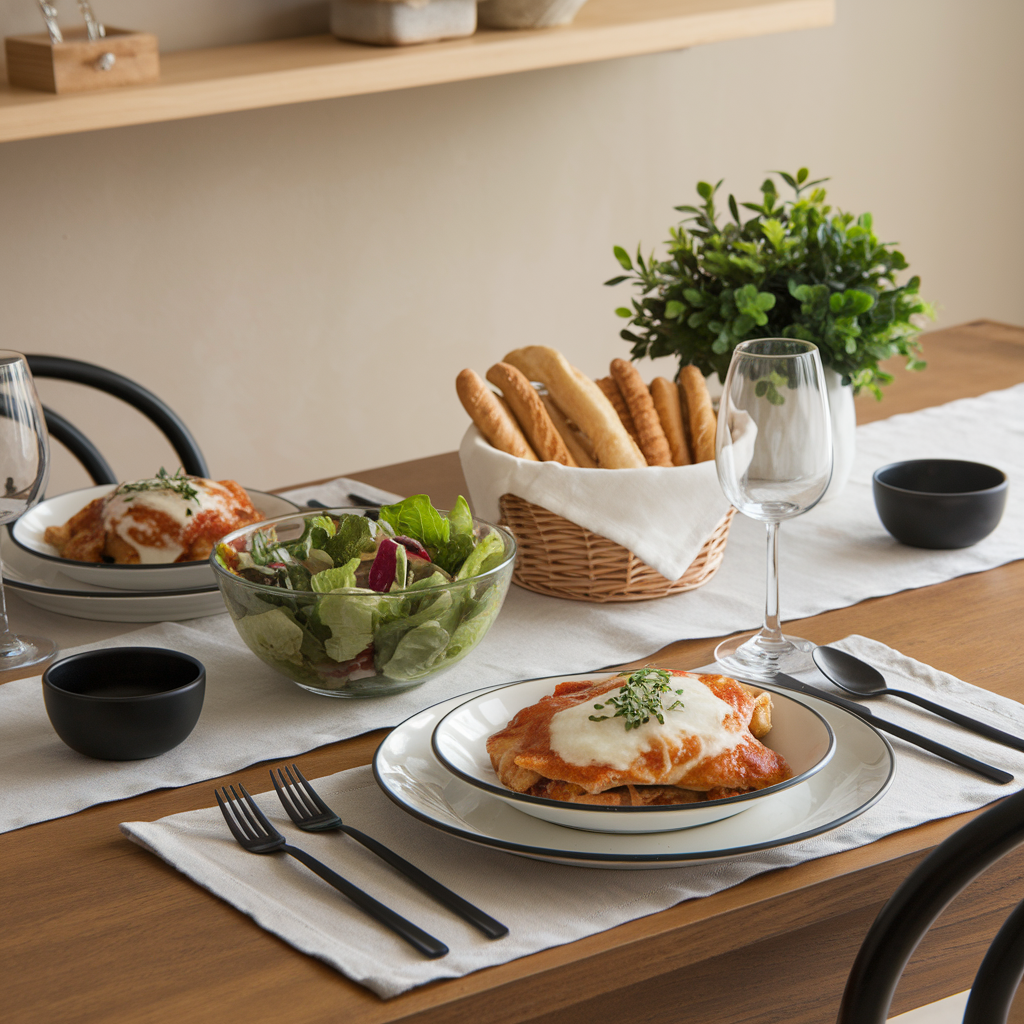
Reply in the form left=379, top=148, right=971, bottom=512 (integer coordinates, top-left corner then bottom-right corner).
left=838, top=787, right=1024, bottom=1023
left=26, top=355, right=209, bottom=485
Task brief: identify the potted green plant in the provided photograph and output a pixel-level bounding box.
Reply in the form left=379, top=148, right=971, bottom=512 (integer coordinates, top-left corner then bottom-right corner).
left=606, top=169, right=933, bottom=497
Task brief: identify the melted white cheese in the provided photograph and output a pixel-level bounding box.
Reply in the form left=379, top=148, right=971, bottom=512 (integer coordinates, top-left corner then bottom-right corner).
left=548, top=677, right=741, bottom=773
left=102, top=479, right=233, bottom=563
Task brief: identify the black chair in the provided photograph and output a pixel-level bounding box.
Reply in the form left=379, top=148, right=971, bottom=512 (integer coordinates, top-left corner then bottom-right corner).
left=838, top=787, right=1024, bottom=1023
left=26, top=355, right=209, bottom=485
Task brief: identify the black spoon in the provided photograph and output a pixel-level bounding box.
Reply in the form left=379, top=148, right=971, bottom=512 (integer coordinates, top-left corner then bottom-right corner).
left=764, top=671, right=1012, bottom=784
left=813, top=646, right=1024, bottom=754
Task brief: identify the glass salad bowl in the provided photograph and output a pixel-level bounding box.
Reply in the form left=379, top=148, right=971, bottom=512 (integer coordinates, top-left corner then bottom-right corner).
left=211, top=499, right=516, bottom=698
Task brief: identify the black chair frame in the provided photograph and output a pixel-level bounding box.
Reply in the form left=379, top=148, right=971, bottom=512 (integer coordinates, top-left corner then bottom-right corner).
left=838, top=787, right=1024, bottom=1023
left=26, top=355, right=209, bottom=485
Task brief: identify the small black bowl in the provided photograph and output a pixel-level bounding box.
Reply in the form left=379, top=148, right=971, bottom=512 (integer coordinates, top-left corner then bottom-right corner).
left=872, top=459, right=1008, bottom=549
left=43, top=648, right=205, bottom=760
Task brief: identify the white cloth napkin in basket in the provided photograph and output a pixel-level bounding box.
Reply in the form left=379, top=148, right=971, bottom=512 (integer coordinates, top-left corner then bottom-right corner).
left=459, top=426, right=734, bottom=581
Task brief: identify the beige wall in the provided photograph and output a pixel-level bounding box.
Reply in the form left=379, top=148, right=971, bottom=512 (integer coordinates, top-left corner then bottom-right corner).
left=1, top=0, right=1021, bottom=496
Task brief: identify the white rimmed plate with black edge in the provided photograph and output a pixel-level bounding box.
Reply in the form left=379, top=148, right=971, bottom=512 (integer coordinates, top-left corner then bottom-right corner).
left=1, top=530, right=226, bottom=622
left=373, top=673, right=895, bottom=869
left=9, top=485, right=299, bottom=591
left=430, top=672, right=836, bottom=833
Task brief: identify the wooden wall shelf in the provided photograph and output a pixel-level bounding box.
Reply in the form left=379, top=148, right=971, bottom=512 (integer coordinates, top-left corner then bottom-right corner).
left=0, top=0, right=833, bottom=143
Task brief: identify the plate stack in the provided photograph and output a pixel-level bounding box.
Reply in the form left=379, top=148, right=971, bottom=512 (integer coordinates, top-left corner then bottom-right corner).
left=374, top=672, right=896, bottom=868
left=4, top=485, right=299, bottom=623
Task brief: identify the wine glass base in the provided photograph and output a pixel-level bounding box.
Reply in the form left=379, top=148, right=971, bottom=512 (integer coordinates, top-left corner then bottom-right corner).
left=714, top=632, right=815, bottom=682
left=0, top=635, right=58, bottom=673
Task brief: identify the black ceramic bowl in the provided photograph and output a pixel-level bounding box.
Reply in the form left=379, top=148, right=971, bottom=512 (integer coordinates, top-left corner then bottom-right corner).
left=43, top=648, right=205, bottom=760
left=872, top=459, right=1008, bottom=549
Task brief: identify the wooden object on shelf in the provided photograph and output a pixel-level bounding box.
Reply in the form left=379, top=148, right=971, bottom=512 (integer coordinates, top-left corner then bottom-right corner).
left=0, top=0, right=834, bottom=143
left=5, top=27, right=159, bottom=94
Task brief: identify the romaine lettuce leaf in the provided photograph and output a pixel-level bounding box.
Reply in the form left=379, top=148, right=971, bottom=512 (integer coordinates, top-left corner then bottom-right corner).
left=378, top=495, right=450, bottom=555
left=394, top=543, right=408, bottom=589
left=310, top=557, right=362, bottom=593
left=448, top=494, right=473, bottom=540
left=445, top=584, right=503, bottom=662
left=373, top=591, right=453, bottom=668
left=405, top=571, right=449, bottom=592
left=284, top=515, right=337, bottom=560
left=379, top=621, right=450, bottom=681
left=455, top=529, right=505, bottom=581
left=318, top=592, right=376, bottom=662
left=429, top=494, right=474, bottom=574
left=235, top=608, right=305, bottom=666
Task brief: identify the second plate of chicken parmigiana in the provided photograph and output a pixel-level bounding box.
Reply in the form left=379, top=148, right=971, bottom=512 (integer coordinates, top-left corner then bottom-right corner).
left=432, top=669, right=836, bottom=833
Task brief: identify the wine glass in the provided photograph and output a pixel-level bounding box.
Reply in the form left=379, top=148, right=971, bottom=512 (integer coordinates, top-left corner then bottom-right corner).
left=0, top=352, right=56, bottom=672
left=713, top=338, right=832, bottom=680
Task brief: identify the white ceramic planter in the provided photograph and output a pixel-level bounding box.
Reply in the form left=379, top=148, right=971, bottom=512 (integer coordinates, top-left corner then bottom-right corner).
left=330, top=0, right=476, bottom=45
left=822, top=367, right=855, bottom=502
left=477, top=0, right=588, bottom=29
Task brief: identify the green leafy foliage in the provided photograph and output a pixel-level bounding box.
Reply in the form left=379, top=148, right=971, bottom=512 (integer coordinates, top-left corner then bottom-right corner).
left=606, top=170, right=934, bottom=397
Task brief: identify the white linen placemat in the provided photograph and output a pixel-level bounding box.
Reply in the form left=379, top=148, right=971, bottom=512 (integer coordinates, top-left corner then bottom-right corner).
left=121, top=636, right=1024, bottom=999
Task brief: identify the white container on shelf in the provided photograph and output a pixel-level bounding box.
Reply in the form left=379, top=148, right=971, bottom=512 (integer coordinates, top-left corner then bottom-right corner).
left=477, top=0, right=588, bottom=29
left=329, top=0, right=476, bottom=46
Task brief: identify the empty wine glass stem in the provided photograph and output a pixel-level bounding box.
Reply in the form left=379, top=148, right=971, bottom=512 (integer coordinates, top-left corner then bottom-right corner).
left=0, top=549, right=20, bottom=657
left=761, top=520, right=783, bottom=645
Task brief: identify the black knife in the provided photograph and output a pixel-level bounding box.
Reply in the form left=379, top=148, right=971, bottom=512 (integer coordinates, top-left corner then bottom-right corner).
left=751, top=671, right=1013, bottom=785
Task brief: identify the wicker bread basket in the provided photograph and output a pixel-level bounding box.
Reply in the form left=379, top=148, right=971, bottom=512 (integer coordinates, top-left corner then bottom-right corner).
left=498, top=493, right=736, bottom=603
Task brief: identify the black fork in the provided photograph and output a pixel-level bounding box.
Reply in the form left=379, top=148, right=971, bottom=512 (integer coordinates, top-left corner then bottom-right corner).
left=215, top=785, right=448, bottom=958
left=272, top=764, right=508, bottom=940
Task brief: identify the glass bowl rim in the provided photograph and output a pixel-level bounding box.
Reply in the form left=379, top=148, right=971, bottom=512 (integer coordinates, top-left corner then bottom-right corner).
left=210, top=505, right=517, bottom=597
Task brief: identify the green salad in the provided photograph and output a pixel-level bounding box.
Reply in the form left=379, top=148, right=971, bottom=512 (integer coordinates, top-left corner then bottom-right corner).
left=214, top=495, right=513, bottom=695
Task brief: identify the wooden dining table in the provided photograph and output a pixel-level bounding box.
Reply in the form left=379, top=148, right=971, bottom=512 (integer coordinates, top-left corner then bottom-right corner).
left=3, top=319, right=1023, bottom=1024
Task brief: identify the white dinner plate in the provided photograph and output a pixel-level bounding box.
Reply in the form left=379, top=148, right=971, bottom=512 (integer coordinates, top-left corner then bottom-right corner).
left=374, top=674, right=895, bottom=868
left=9, top=486, right=299, bottom=591
left=1, top=530, right=227, bottom=622
left=431, top=673, right=836, bottom=833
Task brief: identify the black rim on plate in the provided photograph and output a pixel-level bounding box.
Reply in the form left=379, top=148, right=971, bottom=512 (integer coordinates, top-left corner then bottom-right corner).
left=0, top=574, right=220, bottom=599
left=429, top=673, right=836, bottom=814
left=372, top=677, right=896, bottom=864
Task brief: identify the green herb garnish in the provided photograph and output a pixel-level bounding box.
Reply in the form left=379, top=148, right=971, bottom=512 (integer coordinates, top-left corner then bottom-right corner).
left=589, top=668, right=685, bottom=731
left=117, top=468, right=201, bottom=516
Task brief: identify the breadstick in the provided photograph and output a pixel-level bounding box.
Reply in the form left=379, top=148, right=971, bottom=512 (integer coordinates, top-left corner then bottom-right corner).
left=547, top=392, right=598, bottom=463
left=504, top=347, right=646, bottom=469
left=678, top=364, right=717, bottom=463
left=609, top=359, right=673, bottom=467
left=540, top=395, right=597, bottom=468
left=486, top=363, right=577, bottom=466
left=456, top=369, right=538, bottom=460
left=650, top=377, right=690, bottom=466
left=595, top=377, right=638, bottom=441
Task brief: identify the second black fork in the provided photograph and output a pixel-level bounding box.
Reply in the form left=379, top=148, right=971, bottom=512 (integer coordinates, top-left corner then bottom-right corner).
left=215, top=785, right=448, bottom=958
left=272, top=764, right=508, bottom=939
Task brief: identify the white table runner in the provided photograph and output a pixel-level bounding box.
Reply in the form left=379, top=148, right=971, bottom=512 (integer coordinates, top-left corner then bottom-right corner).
left=121, top=637, right=1024, bottom=999
left=1, top=386, right=1021, bottom=836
